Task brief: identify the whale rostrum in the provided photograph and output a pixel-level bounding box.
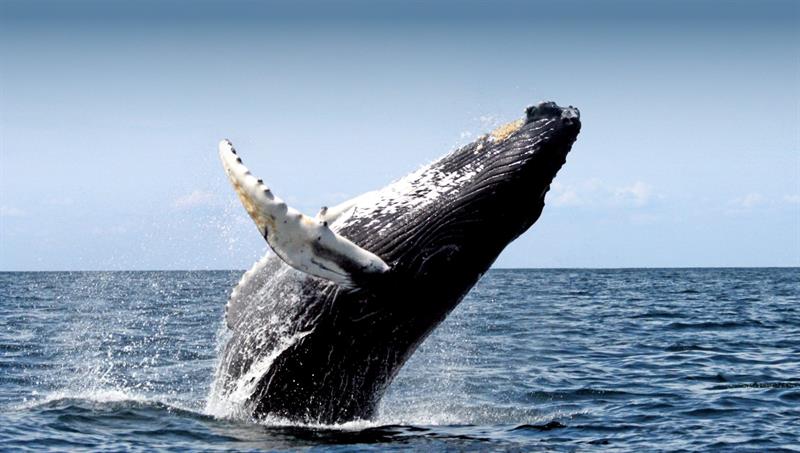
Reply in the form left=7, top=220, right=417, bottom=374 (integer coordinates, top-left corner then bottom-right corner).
left=219, top=139, right=390, bottom=288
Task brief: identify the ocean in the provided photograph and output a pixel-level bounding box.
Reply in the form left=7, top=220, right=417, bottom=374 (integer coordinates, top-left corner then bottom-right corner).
left=1, top=268, right=798, bottom=451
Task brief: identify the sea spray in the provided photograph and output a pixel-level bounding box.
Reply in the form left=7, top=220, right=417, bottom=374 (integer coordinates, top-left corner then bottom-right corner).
left=204, top=261, right=319, bottom=420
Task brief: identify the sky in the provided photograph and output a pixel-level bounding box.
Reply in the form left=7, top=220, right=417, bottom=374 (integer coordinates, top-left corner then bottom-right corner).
left=1, top=0, right=798, bottom=270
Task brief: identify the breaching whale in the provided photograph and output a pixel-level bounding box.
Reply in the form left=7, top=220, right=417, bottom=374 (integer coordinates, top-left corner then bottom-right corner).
left=210, top=101, right=581, bottom=424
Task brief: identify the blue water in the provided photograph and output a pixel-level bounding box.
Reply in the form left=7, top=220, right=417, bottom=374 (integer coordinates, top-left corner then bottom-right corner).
left=1, top=269, right=798, bottom=451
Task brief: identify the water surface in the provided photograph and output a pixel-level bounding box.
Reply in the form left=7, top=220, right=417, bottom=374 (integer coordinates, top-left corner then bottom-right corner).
left=1, top=269, right=798, bottom=451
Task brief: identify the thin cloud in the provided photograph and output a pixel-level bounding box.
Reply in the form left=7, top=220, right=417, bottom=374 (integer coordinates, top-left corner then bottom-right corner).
left=550, top=182, right=582, bottom=206
left=553, top=188, right=582, bottom=207
left=477, top=114, right=501, bottom=129
left=46, top=197, right=74, bottom=206
left=550, top=179, right=655, bottom=208
left=725, top=193, right=800, bottom=213
left=731, top=192, right=765, bottom=209
left=91, top=225, right=128, bottom=236
left=783, top=194, right=800, bottom=204
left=614, top=181, right=652, bottom=207
left=0, top=205, right=26, bottom=217
left=174, top=190, right=216, bottom=209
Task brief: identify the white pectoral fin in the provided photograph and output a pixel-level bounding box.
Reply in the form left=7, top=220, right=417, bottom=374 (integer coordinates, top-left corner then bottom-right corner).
left=280, top=222, right=390, bottom=288
left=218, top=139, right=390, bottom=287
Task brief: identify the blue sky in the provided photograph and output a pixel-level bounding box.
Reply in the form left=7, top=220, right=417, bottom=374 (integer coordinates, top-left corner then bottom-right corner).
left=1, top=0, right=798, bottom=270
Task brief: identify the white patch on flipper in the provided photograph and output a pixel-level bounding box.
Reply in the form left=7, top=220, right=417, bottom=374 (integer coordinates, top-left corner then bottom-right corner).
left=218, top=140, right=390, bottom=288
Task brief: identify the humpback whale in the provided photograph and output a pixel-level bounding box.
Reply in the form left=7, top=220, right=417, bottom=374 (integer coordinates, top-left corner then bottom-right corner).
left=210, top=101, right=581, bottom=424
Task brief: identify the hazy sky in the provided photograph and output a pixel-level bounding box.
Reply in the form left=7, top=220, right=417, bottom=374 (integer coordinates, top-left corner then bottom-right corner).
left=1, top=0, right=798, bottom=270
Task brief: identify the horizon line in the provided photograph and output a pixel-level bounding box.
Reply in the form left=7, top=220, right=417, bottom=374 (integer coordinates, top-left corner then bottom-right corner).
left=1, top=266, right=798, bottom=273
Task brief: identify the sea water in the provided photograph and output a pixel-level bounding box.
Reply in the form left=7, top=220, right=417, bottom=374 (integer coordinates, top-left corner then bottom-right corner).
left=1, top=269, right=798, bottom=451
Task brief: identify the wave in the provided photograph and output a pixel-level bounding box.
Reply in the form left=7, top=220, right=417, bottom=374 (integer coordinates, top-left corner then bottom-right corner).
left=12, top=389, right=202, bottom=418
left=708, top=381, right=800, bottom=391
left=11, top=389, right=585, bottom=446
left=666, top=320, right=762, bottom=330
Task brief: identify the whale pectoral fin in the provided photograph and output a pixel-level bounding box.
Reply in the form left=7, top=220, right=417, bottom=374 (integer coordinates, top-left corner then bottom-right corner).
left=218, top=139, right=390, bottom=288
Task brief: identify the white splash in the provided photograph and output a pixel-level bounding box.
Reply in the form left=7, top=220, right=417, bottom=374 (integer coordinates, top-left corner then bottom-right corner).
left=204, top=330, right=312, bottom=420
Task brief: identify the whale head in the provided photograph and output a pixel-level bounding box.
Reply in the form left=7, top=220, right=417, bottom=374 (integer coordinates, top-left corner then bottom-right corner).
left=339, top=101, right=581, bottom=304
